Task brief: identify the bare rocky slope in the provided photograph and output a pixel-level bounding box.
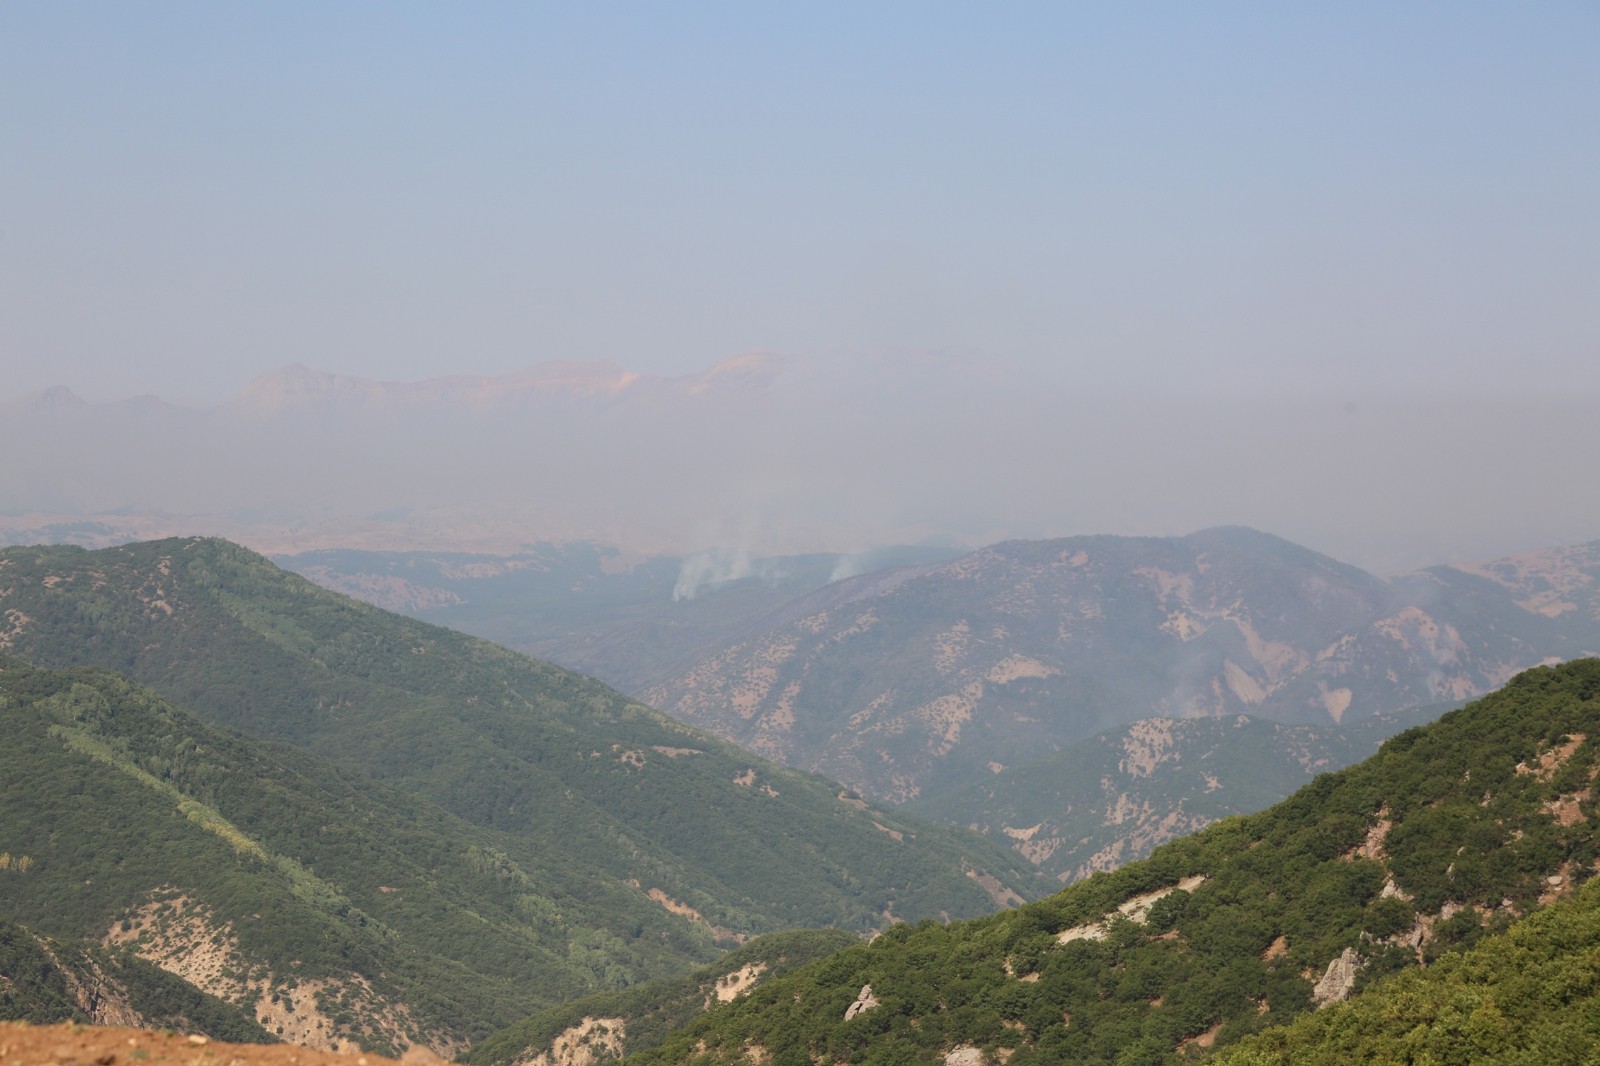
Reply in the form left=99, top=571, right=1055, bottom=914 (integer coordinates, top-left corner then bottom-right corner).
left=0, top=919, right=268, bottom=1040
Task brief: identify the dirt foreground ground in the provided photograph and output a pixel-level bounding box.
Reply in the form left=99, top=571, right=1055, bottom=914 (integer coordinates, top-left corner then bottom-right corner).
left=0, top=1023, right=410, bottom=1066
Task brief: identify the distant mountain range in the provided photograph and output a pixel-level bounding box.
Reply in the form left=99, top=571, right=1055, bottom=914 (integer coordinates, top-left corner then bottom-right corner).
left=0, top=352, right=977, bottom=559
left=0, top=355, right=812, bottom=556
left=2, top=354, right=788, bottom=419
left=229, top=355, right=786, bottom=413
left=641, top=528, right=1600, bottom=805
left=9, top=356, right=1597, bottom=573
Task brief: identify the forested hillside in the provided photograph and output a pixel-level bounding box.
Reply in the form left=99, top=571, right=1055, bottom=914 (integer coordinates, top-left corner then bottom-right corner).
left=0, top=539, right=1049, bottom=1054
left=616, top=659, right=1600, bottom=1065
left=12, top=535, right=1597, bottom=1063
left=465, top=929, right=860, bottom=1066
left=1209, top=875, right=1600, bottom=1064
left=0, top=538, right=1043, bottom=934
left=0, top=657, right=717, bottom=1052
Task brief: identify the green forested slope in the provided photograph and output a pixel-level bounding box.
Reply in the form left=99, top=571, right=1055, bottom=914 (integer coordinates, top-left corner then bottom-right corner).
left=0, top=539, right=1045, bottom=939
left=617, top=659, right=1600, bottom=1065
left=1211, top=875, right=1600, bottom=1065
left=0, top=539, right=1049, bottom=1053
left=466, top=929, right=861, bottom=1066
left=0, top=657, right=699, bottom=1050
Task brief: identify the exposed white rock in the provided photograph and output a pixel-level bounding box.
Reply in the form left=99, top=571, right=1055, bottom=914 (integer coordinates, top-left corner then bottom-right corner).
left=843, top=984, right=880, bottom=1021
left=944, top=1047, right=984, bottom=1066
left=711, top=962, right=767, bottom=1004
left=1057, top=922, right=1108, bottom=944
left=1394, top=919, right=1426, bottom=952
left=517, top=1017, right=625, bottom=1066
left=1055, top=874, right=1208, bottom=943
left=1311, top=947, right=1363, bottom=1008
left=1379, top=878, right=1411, bottom=900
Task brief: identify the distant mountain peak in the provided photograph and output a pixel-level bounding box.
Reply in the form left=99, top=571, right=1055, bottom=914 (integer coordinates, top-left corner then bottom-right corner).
left=6, top=384, right=87, bottom=411
left=494, top=360, right=642, bottom=396
left=690, top=350, right=786, bottom=381
left=664, top=351, right=787, bottom=400
left=235, top=363, right=368, bottom=409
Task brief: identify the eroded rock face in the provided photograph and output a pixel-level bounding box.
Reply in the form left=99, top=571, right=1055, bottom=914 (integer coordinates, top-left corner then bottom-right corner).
left=944, top=1047, right=984, bottom=1066
left=1311, top=947, right=1363, bottom=1008
left=843, top=984, right=879, bottom=1021
left=515, top=1017, right=625, bottom=1066
left=710, top=962, right=768, bottom=1004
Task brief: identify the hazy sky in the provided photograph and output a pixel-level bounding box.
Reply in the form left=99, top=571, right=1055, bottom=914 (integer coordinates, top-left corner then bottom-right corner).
left=5, top=4, right=1597, bottom=404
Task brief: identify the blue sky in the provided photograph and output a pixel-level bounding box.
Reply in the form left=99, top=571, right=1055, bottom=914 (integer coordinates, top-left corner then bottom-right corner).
left=5, top=3, right=1596, bottom=403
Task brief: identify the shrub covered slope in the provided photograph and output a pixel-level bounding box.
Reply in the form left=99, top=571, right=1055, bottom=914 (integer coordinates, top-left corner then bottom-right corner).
left=621, top=659, right=1600, bottom=1065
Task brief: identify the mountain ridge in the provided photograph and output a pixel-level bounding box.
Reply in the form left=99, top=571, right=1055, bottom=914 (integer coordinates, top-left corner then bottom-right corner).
left=641, top=527, right=1599, bottom=806
left=228, top=353, right=787, bottom=415
left=5, top=354, right=792, bottom=418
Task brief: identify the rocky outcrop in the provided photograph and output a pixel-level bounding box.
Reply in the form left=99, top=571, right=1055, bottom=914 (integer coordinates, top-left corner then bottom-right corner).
left=105, top=890, right=436, bottom=1054
left=1311, top=947, right=1364, bottom=1008
left=515, top=1017, right=625, bottom=1066
left=843, top=984, right=879, bottom=1021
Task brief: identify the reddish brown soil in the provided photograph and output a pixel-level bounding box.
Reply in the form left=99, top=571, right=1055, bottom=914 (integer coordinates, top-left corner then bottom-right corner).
left=0, top=1023, right=411, bottom=1066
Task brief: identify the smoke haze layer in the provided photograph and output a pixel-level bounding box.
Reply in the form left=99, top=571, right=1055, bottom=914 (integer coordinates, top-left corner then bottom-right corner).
left=3, top=354, right=1596, bottom=574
